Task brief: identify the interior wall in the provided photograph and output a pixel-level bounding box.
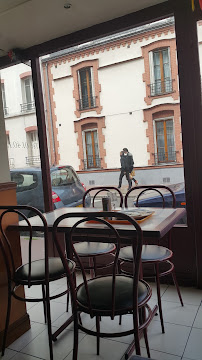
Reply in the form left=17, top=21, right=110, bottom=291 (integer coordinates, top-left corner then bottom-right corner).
left=0, top=77, right=10, bottom=183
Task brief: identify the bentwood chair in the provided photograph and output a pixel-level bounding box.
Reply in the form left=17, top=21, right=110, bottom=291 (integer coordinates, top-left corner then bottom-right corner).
left=72, top=186, right=124, bottom=278
left=0, top=205, right=75, bottom=360
left=119, top=185, right=183, bottom=333
left=53, top=211, right=155, bottom=359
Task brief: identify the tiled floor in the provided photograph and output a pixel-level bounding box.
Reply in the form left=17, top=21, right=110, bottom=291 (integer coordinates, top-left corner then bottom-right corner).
left=2, top=278, right=202, bottom=360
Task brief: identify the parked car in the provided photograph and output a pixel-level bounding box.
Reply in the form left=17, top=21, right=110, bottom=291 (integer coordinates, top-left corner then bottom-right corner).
left=10, top=166, right=90, bottom=216
left=133, top=183, right=186, bottom=224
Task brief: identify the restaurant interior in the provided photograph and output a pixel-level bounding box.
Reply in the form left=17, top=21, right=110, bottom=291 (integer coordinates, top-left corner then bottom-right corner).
left=0, top=0, right=202, bottom=359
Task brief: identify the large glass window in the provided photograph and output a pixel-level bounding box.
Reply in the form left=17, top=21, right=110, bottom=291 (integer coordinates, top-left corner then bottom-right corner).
left=84, top=130, right=100, bottom=169
left=78, top=67, right=95, bottom=110
left=151, top=48, right=172, bottom=96
left=155, top=119, right=176, bottom=164
left=21, top=77, right=35, bottom=112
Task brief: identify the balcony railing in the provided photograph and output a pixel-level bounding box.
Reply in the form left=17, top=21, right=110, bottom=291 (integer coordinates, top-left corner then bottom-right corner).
left=26, top=156, right=40, bottom=166
left=152, top=151, right=177, bottom=165
left=21, top=101, right=35, bottom=113
left=83, top=156, right=101, bottom=170
left=78, top=95, right=96, bottom=111
left=9, top=158, right=15, bottom=168
left=3, top=107, right=9, bottom=116
left=149, top=79, right=173, bottom=97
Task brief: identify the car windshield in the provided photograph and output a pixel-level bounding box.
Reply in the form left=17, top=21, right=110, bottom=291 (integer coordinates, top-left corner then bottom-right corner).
left=51, top=167, right=78, bottom=186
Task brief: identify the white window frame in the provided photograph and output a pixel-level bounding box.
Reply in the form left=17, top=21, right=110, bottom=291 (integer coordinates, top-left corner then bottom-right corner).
left=149, top=47, right=172, bottom=93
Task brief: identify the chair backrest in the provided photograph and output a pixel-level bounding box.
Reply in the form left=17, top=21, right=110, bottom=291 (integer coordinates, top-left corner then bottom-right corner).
left=82, top=186, right=124, bottom=208
left=124, top=185, right=176, bottom=209
left=0, top=205, right=49, bottom=288
left=52, top=211, right=143, bottom=318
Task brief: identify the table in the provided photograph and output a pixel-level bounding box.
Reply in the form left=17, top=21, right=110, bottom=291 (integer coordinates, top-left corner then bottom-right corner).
left=15, top=206, right=186, bottom=239
left=11, top=206, right=186, bottom=359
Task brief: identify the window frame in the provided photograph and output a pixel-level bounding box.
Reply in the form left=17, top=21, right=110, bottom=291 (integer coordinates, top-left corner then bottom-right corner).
left=153, top=116, right=176, bottom=164
left=82, top=128, right=100, bottom=169
left=21, top=76, right=34, bottom=112
left=149, top=47, right=172, bottom=96
left=77, top=66, right=96, bottom=110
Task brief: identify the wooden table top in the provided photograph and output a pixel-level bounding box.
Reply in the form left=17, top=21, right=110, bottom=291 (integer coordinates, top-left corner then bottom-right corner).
left=14, top=206, right=186, bottom=239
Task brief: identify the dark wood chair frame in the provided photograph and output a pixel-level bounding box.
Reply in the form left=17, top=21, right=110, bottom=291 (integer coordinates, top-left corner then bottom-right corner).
left=52, top=211, right=156, bottom=360
left=121, top=185, right=183, bottom=333
left=0, top=205, right=75, bottom=360
left=73, top=186, right=124, bottom=277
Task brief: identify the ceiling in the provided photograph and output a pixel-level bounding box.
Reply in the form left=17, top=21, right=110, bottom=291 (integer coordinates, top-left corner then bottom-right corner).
left=0, top=0, right=167, bottom=58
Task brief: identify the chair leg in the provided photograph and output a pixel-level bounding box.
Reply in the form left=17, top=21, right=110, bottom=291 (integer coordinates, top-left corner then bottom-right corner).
left=142, top=307, right=151, bottom=358
left=93, top=256, right=97, bottom=277
left=133, top=312, right=141, bottom=356
left=42, top=284, right=47, bottom=323
left=155, top=263, right=165, bottom=333
left=45, top=285, right=54, bottom=360
left=73, top=312, right=79, bottom=360
left=171, top=269, right=184, bottom=306
left=96, top=316, right=100, bottom=355
left=2, top=284, right=12, bottom=356
left=66, top=279, right=70, bottom=312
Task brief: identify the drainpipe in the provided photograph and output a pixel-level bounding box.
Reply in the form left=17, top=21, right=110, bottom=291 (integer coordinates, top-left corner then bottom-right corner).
left=45, top=63, right=56, bottom=166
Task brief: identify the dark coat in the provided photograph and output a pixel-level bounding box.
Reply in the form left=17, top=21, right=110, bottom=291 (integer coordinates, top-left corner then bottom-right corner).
left=120, top=152, right=134, bottom=172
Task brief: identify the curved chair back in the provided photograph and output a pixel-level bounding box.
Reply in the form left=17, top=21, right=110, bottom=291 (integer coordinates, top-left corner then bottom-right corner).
left=124, top=185, right=176, bottom=209
left=52, top=211, right=143, bottom=318
left=82, top=186, right=124, bottom=208
left=0, top=205, right=49, bottom=288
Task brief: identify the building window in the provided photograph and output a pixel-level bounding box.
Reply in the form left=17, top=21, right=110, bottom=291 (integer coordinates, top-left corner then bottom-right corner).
left=1, top=83, right=8, bottom=116
left=150, top=48, right=172, bottom=96
left=21, top=77, right=35, bottom=112
left=26, top=130, right=40, bottom=166
left=154, top=119, right=176, bottom=164
left=83, top=130, right=101, bottom=169
left=78, top=67, right=96, bottom=110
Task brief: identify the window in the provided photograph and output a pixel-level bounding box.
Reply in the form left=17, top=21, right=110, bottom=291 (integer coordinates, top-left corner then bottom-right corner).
left=11, top=172, right=38, bottom=192
left=150, top=48, right=172, bottom=96
left=155, top=119, right=176, bottom=163
left=84, top=130, right=100, bottom=169
left=21, top=77, right=35, bottom=112
left=1, top=83, right=8, bottom=115
left=51, top=167, right=78, bottom=187
left=78, top=67, right=96, bottom=110
left=26, top=130, right=40, bottom=165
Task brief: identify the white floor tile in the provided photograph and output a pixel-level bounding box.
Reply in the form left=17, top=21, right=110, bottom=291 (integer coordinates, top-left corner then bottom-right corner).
left=140, top=320, right=191, bottom=356
left=64, top=335, right=129, bottom=360
left=8, top=322, right=46, bottom=351
left=0, top=348, right=17, bottom=360
left=184, top=327, right=202, bottom=360
left=27, top=300, right=67, bottom=324
left=162, top=286, right=202, bottom=306
left=98, top=314, right=134, bottom=344
left=140, top=347, right=181, bottom=360
left=12, top=353, right=43, bottom=360
left=156, top=300, right=198, bottom=326
left=21, top=326, right=85, bottom=360
left=149, top=282, right=169, bottom=300
left=193, top=306, right=202, bottom=328
left=52, top=311, right=95, bottom=331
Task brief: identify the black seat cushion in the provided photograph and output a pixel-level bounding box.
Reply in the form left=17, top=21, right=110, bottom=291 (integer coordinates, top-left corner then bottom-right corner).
left=119, top=245, right=172, bottom=262
left=14, top=257, right=74, bottom=284
left=74, top=241, right=116, bottom=256
left=77, top=275, right=149, bottom=311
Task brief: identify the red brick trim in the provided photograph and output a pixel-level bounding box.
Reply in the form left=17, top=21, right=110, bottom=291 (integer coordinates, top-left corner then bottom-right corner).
left=6, top=130, right=9, bottom=135
left=20, top=71, right=32, bottom=79
left=71, top=59, right=102, bottom=118
left=25, top=126, right=37, bottom=132
left=143, top=103, right=183, bottom=165
left=45, top=24, right=175, bottom=68
left=42, top=64, right=60, bottom=166
left=142, top=38, right=179, bottom=105
left=74, top=117, right=106, bottom=170
left=1, top=79, right=4, bottom=83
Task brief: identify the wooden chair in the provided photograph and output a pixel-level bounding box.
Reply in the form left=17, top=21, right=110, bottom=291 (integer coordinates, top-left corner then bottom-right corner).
left=119, top=185, right=183, bottom=333
left=72, top=186, right=124, bottom=278
left=52, top=211, right=155, bottom=359
left=0, top=205, right=75, bottom=360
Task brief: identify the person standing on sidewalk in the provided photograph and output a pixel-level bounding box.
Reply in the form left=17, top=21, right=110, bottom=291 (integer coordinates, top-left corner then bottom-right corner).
left=118, top=148, right=134, bottom=190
